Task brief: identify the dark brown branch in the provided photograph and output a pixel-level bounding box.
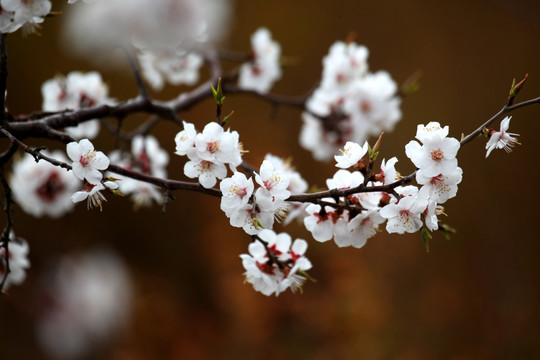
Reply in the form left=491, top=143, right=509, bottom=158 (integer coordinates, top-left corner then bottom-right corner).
left=107, top=164, right=222, bottom=198
left=0, top=166, right=13, bottom=292
left=460, top=95, right=540, bottom=146
left=222, top=83, right=307, bottom=108
left=0, top=34, right=7, bottom=127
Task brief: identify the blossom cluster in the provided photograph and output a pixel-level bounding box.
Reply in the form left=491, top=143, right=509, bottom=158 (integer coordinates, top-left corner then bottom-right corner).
left=63, top=0, right=230, bottom=64
left=304, top=151, right=387, bottom=248
left=303, top=122, right=462, bottom=251
left=300, top=41, right=402, bottom=161
left=219, top=158, right=290, bottom=235
left=108, top=135, right=169, bottom=208
left=42, top=71, right=112, bottom=139
left=238, top=27, right=282, bottom=94
left=175, top=121, right=243, bottom=188
left=239, top=229, right=312, bottom=296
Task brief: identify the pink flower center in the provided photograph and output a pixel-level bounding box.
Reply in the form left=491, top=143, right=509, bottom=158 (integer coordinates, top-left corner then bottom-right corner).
left=256, top=261, right=275, bottom=275
left=79, top=155, right=90, bottom=167
left=399, top=209, right=411, bottom=219
left=206, top=141, right=220, bottom=154
left=35, top=171, right=65, bottom=202
left=430, top=174, right=444, bottom=186
left=430, top=149, right=444, bottom=162
left=360, top=100, right=371, bottom=113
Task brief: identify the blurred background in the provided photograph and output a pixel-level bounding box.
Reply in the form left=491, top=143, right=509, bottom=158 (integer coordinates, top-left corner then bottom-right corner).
left=1, top=0, right=540, bottom=359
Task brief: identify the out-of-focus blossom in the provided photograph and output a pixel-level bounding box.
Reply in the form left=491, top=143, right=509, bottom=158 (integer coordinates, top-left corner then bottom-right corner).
left=0, top=231, right=30, bottom=290
left=36, top=248, right=132, bottom=359
left=63, top=0, right=231, bottom=64
left=238, top=28, right=282, bottom=93
left=42, top=71, right=112, bottom=139
left=10, top=152, right=81, bottom=218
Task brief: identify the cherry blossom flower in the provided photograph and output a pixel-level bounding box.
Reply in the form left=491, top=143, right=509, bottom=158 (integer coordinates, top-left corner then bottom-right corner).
left=238, top=28, right=282, bottom=94
left=416, top=167, right=462, bottom=204
left=137, top=46, right=203, bottom=91
left=424, top=199, right=444, bottom=231
left=71, top=181, right=118, bottom=210
left=405, top=132, right=460, bottom=177
left=63, top=0, right=231, bottom=64
left=301, top=41, right=401, bottom=161
left=326, top=169, right=363, bottom=190
left=343, top=209, right=385, bottom=248
left=334, top=141, right=368, bottom=169
left=485, top=116, right=520, bottom=158
left=320, top=41, right=369, bottom=90
left=10, top=152, right=81, bottom=218
left=195, top=122, right=240, bottom=165
left=0, top=232, right=30, bottom=290
left=415, top=122, right=449, bottom=143
left=131, top=135, right=169, bottom=178
left=42, top=71, right=112, bottom=139
left=0, top=0, right=51, bottom=34
left=343, top=71, right=402, bottom=137
left=67, top=139, right=110, bottom=185
left=263, top=154, right=308, bottom=194
left=36, top=248, right=132, bottom=359
left=239, top=229, right=311, bottom=296
left=376, top=157, right=399, bottom=185
left=220, top=172, right=254, bottom=212
left=379, top=194, right=428, bottom=234
left=304, top=202, right=340, bottom=242
left=299, top=112, right=342, bottom=161
left=184, top=158, right=227, bottom=189
left=254, top=159, right=291, bottom=201
left=227, top=200, right=275, bottom=235
left=108, top=135, right=168, bottom=208
left=174, top=121, right=198, bottom=159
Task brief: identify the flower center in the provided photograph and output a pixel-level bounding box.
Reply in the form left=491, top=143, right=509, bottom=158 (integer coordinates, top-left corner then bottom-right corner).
left=430, top=149, right=444, bottom=161
left=206, top=141, right=220, bottom=154
left=79, top=151, right=96, bottom=167
left=35, top=171, right=65, bottom=202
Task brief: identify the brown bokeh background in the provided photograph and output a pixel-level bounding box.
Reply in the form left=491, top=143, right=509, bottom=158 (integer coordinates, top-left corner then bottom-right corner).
left=1, top=1, right=540, bottom=359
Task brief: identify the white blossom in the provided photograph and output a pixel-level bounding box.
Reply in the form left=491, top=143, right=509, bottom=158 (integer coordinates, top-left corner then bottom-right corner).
left=379, top=194, right=428, bottom=234
left=334, top=141, right=368, bottom=169
left=67, top=139, right=110, bottom=185
left=184, top=158, right=227, bottom=189
left=220, top=172, right=254, bottom=212
left=174, top=121, right=198, bottom=159
left=239, top=229, right=311, bottom=296
left=10, top=152, right=81, bottom=218
left=405, top=132, right=460, bottom=177
left=0, top=232, right=30, bottom=290
left=71, top=181, right=118, bottom=210
left=42, top=71, right=112, bottom=139
left=63, top=0, right=231, bottom=64
left=238, top=28, right=282, bottom=94
left=416, top=167, right=462, bottom=204
left=0, top=0, right=51, bottom=34
left=36, top=249, right=132, bottom=359
left=485, top=116, right=520, bottom=157
left=137, top=47, right=203, bottom=91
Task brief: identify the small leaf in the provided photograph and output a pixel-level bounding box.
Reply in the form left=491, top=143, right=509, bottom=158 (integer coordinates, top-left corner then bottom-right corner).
left=222, top=110, right=235, bottom=125
left=421, top=227, right=432, bottom=253
left=211, top=77, right=225, bottom=105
